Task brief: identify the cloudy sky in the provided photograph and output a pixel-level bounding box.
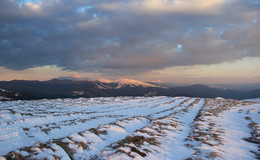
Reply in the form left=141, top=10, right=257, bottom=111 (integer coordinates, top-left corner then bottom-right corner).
left=0, top=0, right=260, bottom=84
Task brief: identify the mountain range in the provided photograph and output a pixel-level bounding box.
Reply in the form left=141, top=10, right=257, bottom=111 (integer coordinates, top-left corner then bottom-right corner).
left=0, top=78, right=259, bottom=100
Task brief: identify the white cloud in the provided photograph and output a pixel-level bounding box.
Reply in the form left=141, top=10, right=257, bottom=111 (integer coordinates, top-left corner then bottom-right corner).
left=76, top=18, right=105, bottom=30
left=0, top=0, right=259, bottom=77
left=97, top=3, right=122, bottom=11
left=131, top=0, right=227, bottom=15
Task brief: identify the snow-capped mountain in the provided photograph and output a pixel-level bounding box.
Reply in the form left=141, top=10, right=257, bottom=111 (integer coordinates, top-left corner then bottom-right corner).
left=89, top=78, right=164, bottom=89
left=210, top=86, right=227, bottom=90
left=89, top=79, right=113, bottom=83
left=114, top=78, right=162, bottom=89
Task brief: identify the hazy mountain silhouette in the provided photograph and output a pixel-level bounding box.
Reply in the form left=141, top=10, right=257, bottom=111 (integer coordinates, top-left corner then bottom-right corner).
left=0, top=79, right=259, bottom=100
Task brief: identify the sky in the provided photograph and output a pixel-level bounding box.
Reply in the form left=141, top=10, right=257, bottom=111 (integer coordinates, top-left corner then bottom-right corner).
left=0, top=0, right=260, bottom=84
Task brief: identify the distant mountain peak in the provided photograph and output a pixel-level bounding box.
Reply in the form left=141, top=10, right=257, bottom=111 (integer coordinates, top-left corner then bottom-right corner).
left=114, top=78, right=161, bottom=89
left=189, top=84, right=209, bottom=88
left=89, top=79, right=113, bottom=83
left=148, top=80, right=166, bottom=83
left=210, top=86, right=227, bottom=90
left=52, top=77, right=80, bottom=81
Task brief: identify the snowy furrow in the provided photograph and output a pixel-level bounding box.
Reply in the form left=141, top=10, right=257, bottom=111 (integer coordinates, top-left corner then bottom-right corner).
left=0, top=96, right=186, bottom=155
left=150, top=97, right=196, bottom=119
left=100, top=98, right=205, bottom=159
left=1, top=117, right=150, bottom=160
left=0, top=97, right=259, bottom=160
left=0, top=96, right=170, bottom=124
left=185, top=98, right=260, bottom=160
left=212, top=103, right=260, bottom=159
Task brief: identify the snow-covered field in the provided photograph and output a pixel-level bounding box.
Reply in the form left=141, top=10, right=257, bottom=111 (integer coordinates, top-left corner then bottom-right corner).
left=0, top=97, right=259, bottom=160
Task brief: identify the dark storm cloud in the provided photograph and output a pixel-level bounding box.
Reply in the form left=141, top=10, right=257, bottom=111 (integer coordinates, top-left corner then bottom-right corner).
left=0, top=0, right=260, bottom=73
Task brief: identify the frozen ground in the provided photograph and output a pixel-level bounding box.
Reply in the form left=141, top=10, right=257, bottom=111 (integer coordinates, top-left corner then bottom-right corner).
left=0, top=96, right=259, bottom=160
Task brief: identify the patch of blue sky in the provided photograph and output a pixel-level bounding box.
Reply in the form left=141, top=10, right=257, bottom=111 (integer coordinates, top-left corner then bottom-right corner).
left=175, top=44, right=183, bottom=53
left=218, top=30, right=224, bottom=38
left=76, top=6, right=93, bottom=13
left=249, top=0, right=260, bottom=4
left=102, top=37, right=120, bottom=47
left=243, top=49, right=250, bottom=55
left=185, top=28, right=194, bottom=36
left=0, top=39, right=11, bottom=47
left=221, top=39, right=227, bottom=44
left=1, top=40, right=9, bottom=44
left=16, top=0, right=43, bottom=5
left=93, top=13, right=98, bottom=18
